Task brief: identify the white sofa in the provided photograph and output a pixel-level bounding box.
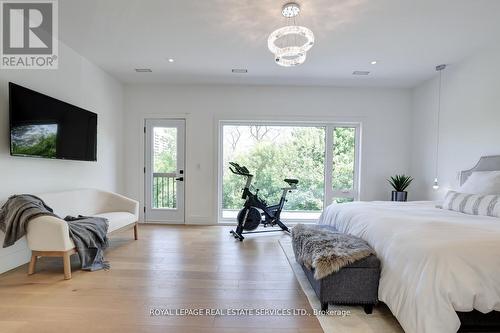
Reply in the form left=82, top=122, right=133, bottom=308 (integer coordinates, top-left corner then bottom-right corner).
left=26, top=189, right=139, bottom=279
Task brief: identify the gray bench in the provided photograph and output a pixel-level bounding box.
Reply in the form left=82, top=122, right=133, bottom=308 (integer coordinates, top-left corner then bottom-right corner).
left=295, top=225, right=381, bottom=314
left=300, top=254, right=380, bottom=314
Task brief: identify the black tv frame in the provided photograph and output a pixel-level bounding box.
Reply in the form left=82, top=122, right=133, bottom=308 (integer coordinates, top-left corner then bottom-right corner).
left=8, top=82, right=98, bottom=162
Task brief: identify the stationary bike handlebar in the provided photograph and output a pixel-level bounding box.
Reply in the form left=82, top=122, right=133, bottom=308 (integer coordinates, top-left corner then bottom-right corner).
left=228, top=162, right=253, bottom=177
left=229, top=162, right=299, bottom=189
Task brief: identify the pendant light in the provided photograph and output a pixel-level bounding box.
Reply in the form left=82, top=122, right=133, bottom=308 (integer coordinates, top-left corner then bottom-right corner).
left=267, top=2, right=315, bottom=67
left=433, top=64, right=446, bottom=190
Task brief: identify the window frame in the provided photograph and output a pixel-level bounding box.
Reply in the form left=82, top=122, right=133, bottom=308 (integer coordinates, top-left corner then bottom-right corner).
left=217, top=120, right=361, bottom=224
left=327, top=125, right=362, bottom=204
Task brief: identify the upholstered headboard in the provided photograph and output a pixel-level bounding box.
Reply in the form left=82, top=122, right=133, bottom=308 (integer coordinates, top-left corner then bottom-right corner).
left=460, top=155, right=500, bottom=186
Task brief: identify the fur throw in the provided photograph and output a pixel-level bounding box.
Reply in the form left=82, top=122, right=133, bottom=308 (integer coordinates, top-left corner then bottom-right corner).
left=291, top=224, right=375, bottom=280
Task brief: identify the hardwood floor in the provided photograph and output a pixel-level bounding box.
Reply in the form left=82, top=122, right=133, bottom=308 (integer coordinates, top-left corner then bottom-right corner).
left=0, top=225, right=322, bottom=333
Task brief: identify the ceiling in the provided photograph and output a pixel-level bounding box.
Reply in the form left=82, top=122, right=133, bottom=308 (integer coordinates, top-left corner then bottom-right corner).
left=59, top=0, right=500, bottom=87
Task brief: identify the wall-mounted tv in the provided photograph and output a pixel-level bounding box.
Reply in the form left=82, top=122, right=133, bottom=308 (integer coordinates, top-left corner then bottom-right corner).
left=9, top=82, right=97, bottom=161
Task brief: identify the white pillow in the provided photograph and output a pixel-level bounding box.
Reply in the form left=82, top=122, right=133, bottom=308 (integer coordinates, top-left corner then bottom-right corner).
left=459, top=171, right=500, bottom=195
left=440, top=191, right=500, bottom=218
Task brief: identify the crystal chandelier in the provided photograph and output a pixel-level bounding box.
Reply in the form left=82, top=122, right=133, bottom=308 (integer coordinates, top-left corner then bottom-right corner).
left=267, top=3, right=315, bottom=67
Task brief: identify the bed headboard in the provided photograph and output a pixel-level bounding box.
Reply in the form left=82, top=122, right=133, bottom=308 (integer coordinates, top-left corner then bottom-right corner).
left=460, top=155, right=500, bottom=186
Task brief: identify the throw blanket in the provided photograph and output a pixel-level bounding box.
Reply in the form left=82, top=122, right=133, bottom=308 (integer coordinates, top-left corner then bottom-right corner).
left=0, top=194, right=57, bottom=247
left=291, top=223, right=375, bottom=279
left=0, top=194, right=109, bottom=271
left=65, top=215, right=109, bottom=271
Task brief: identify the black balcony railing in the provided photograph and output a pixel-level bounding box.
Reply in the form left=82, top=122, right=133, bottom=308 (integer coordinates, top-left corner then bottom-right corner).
left=153, top=172, right=176, bottom=208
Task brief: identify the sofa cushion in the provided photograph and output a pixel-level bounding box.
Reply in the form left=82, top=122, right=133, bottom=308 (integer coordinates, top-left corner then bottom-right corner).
left=38, top=189, right=139, bottom=218
left=92, top=212, right=136, bottom=233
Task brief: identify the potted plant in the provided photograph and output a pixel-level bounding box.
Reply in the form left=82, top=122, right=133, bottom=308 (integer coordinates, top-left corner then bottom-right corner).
left=388, top=174, right=414, bottom=202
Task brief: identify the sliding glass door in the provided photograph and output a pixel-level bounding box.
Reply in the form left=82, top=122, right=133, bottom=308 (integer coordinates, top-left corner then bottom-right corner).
left=218, top=122, right=360, bottom=223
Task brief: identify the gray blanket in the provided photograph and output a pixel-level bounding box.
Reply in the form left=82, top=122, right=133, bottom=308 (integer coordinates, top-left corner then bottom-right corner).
left=0, top=194, right=57, bottom=248
left=0, top=194, right=109, bottom=271
left=291, top=224, right=375, bottom=279
left=64, top=215, right=109, bottom=271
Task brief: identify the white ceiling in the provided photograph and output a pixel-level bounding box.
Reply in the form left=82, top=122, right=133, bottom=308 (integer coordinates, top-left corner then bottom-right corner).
left=59, top=0, right=500, bottom=87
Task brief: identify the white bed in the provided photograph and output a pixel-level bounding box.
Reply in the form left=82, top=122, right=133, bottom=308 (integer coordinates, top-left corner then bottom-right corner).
left=319, top=157, right=500, bottom=333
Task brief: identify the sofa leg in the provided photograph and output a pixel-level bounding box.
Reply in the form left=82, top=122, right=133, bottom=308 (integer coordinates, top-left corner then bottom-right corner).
left=28, top=253, right=37, bottom=275
left=63, top=251, right=72, bottom=280
left=134, top=223, right=138, bottom=240
left=363, top=304, right=374, bottom=314
left=321, top=302, right=329, bottom=312
left=30, top=249, right=76, bottom=280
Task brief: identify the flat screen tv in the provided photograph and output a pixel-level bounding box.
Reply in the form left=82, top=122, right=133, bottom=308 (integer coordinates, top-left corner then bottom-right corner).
left=9, top=82, right=97, bottom=161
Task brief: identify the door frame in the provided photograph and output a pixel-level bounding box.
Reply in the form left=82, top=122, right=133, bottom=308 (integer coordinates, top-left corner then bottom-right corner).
left=144, top=118, right=186, bottom=224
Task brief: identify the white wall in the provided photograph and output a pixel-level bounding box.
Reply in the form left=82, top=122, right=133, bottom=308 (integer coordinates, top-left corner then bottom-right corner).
left=0, top=42, right=124, bottom=273
left=410, top=46, right=500, bottom=200
left=124, top=85, right=412, bottom=225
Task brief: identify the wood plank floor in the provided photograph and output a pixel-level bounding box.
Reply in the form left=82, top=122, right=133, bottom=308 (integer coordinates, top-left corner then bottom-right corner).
left=0, top=225, right=322, bottom=333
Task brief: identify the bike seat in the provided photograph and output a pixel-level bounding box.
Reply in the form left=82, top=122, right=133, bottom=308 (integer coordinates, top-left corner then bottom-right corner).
left=284, top=178, right=299, bottom=185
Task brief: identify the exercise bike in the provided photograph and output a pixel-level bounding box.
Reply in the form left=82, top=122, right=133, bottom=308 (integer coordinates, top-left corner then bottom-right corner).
left=228, top=162, right=298, bottom=241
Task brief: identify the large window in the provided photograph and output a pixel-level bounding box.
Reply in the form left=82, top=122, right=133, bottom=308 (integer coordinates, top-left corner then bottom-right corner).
left=219, top=122, right=360, bottom=222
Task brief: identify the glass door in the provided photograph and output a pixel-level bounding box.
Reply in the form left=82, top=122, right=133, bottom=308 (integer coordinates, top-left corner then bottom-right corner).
left=144, top=119, right=185, bottom=223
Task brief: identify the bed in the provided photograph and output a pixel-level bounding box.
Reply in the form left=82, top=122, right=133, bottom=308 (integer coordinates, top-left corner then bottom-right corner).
left=318, top=156, right=500, bottom=333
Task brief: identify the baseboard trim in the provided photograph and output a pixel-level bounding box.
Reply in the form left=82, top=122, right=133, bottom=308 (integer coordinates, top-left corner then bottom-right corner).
left=186, top=216, right=213, bottom=225
left=0, top=247, right=31, bottom=275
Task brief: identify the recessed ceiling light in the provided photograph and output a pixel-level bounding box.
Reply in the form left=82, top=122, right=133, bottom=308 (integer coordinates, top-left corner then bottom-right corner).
left=135, top=68, right=152, bottom=73
left=353, top=71, right=370, bottom=76
left=232, top=69, right=248, bottom=74
left=371, top=61, right=378, bottom=65
left=168, top=58, right=174, bottom=63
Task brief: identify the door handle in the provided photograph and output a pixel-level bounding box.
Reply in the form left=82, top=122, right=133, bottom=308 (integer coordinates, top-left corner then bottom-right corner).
left=175, top=177, right=184, bottom=181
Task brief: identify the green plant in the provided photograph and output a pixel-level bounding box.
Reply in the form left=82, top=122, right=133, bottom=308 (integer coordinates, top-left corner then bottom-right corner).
left=388, top=174, right=414, bottom=192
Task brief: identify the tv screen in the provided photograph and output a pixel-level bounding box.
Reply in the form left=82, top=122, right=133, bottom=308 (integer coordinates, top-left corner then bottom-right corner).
left=9, top=82, right=97, bottom=161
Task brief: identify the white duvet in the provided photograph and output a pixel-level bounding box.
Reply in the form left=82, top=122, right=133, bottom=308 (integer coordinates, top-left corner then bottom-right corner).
left=319, top=201, right=500, bottom=333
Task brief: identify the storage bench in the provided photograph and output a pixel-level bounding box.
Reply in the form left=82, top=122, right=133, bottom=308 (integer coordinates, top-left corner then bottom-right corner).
left=293, top=225, right=381, bottom=314
left=300, top=254, right=380, bottom=314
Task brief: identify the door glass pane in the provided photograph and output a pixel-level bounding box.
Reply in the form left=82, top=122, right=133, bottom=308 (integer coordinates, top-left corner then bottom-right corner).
left=332, top=127, right=356, bottom=192
left=153, top=127, right=177, bottom=209
left=222, top=125, right=325, bottom=220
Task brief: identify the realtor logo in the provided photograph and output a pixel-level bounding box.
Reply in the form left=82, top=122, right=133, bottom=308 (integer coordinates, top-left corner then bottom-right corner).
left=1, top=0, right=58, bottom=69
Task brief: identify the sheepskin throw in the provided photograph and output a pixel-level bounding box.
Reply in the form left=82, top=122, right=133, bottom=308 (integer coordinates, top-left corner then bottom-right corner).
left=291, top=224, right=375, bottom=280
